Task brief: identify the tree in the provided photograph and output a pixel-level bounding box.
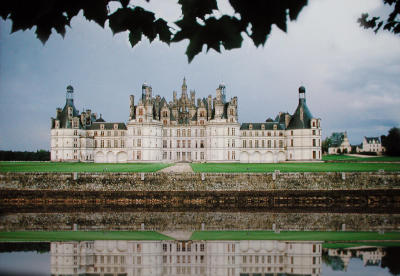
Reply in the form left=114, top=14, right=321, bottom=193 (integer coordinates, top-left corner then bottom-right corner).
left=0, top=0, right=308, bottom=62
left=321, top=137, right=331, bottom=154
left=381, top=127, right=400, bottom=156
left=358, top=0, right=400, bottom=35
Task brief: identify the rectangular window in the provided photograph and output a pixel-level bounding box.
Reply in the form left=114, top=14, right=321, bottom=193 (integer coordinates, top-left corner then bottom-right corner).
left=137, top=139, right=142, bottom=147
left=188, top=140, right=191, bottom=148
left=243, top=140, right=246, bottom=148
left=163, top=140, right=167, bottom=148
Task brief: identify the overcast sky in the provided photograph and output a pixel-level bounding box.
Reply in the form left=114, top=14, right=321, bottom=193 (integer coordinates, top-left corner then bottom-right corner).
left=1, top=0, right=399, bottom=151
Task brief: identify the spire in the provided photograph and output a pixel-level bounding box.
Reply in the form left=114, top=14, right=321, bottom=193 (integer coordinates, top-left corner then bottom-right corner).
left=181, top=77, right=187, bottom=96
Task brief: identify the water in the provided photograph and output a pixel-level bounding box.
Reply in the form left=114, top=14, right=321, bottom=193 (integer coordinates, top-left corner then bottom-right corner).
left=0, top=241, right=399, bottom=275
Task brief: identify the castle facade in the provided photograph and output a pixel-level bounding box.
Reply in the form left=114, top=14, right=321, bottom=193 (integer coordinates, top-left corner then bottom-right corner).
left=51, top=79, right=322, bottom=163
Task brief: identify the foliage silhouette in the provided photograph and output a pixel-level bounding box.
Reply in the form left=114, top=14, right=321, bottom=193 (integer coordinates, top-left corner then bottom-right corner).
left=0, top=0, right=308, bottom=62
left=381, top=127, right=400, bottom=156
left=358, top=0, right=400, bottom=35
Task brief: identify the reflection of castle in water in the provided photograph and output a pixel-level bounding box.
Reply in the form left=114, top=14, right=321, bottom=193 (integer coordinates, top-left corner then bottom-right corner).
left=51, top=240, right=322, bottom=276
left=323, top=246, right=386, bottom=271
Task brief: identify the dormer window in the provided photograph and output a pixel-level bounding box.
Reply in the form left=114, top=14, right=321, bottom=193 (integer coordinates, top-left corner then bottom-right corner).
left=114, top=124, right=118, bottom=130
left=249, top=124, right=253, bottom=130
left=273, top=124, right=277, bottom=130
left=55, top=121, right=60, bottom=129
left=139, top=108, right=144, bottom=116
left=261, top=124, right=265, bottom=130
left=229, top=109, right=234, bottom=116
left=100, top=124, right=104, bottom=130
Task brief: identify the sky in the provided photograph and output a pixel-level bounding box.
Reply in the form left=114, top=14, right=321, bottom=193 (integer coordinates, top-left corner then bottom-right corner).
left=0, top=0, right=399, bottom=151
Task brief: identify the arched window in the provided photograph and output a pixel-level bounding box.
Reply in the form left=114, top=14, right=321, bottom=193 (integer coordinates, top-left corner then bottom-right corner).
left=139, top=109, right=143, bottom=116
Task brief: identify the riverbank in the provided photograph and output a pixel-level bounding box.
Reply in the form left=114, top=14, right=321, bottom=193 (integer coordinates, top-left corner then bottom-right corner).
left=1, top=230, right=399, bottom=245
left=1, top=161, right=399, bottom=173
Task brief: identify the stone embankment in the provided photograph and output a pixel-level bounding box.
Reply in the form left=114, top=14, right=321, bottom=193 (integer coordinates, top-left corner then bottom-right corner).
left=0, top=171, right=399, bottom=191
left=1, top=212, right=399, bottom=232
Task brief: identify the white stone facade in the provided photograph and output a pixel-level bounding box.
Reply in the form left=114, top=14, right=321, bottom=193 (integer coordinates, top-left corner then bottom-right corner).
left=51, top=81, right=322, bottom=163
left=357, top=136, right=383, bottom=154
left=51, top=240, right=322, bottom=276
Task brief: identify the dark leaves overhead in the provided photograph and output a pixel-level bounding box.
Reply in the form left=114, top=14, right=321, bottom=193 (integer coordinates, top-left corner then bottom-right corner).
left=358, top=0, right=400, bottom=35
left=0, top=0, right=309, bottom=62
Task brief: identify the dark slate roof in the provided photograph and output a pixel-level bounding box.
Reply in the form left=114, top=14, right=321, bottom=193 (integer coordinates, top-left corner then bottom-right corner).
left=95, top=116, right=105, bottom=122
left=240, top=122, right=285, bottom=130
left=56, top=99, right=80, bottom=128
left=330, top=132, right=346, bottom=147
left=365, top=137, right=380, bottom=144
left=287, top=98, right=314, bottom=129
left=87, top=122, right=127, bottom=130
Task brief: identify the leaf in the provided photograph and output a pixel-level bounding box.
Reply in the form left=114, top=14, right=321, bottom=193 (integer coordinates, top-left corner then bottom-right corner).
left=154, top=18, right=171, bottom=44
left=129, top=28, right=142, bottom=47
left=178, top=0, right=217, bottom=20
left=82, top=0, right=109, bottom=27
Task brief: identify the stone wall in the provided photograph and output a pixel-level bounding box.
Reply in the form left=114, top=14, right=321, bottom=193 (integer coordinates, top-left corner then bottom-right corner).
left=1, top=212, right=399, bottom=232
left=0, top=172, right=399, bottom=191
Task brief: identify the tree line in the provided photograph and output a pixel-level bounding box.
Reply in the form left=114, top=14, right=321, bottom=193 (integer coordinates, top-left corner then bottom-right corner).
left=0, top=150, right=50, bottom=161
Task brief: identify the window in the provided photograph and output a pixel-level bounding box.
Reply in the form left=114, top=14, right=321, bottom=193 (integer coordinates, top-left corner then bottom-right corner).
left=177, top=140, right=180, bottom=148
left=139, top=108, right=143, bottom=115
left=200, top=129, right=205, bottom=137
left=163, top=152, right=167, bottom=159
left=114, top=140, right=118, bottom=148
left=232, top=139, right=235, bottom=147
left=279, top=140, right=283, bottom=148
left=163, top=140, right=167, bottom=148
left=200, top=140, right=204, bottom=148
left=262, top=140, right=265, bottom=147
left=313, top=139, right=316, bottom=147
left=243, top=140, right=246, bottom=148
left=232, top=151, right=236, bottom=160
left=177, top=129, right=181, bottom=137
left=101, top=140, right=104, bottom=148
left=107, top=140, right=111, bottom=148
left=74, top=130, right=78, bottom=136
left=291, top=139, right=294, bottom=147
left=121, top=140, right=124, bottom=148
left=188, top=140, right=191, bottom=148
left=137, top=139, right=141, bottom=147
left=137, top=151, right=141, bottom=160
left=182, top=140, right=186, bottom=148
left=255, top=140, right=259, bottom=148
left=188, top=129, right=191, bottom=136
left=268, top=140, right=271, bottom=148
left=312, top=130, right=316, bottom=135
left=138, top=118, right=143, bottom=123
left=249, top=140, right=253, bottom=148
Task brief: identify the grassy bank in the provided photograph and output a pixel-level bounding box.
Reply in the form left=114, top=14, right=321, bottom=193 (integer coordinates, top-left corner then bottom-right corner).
left=0, top=231, right=174, bottom=241
left=0, top=162, right=170, bottom=173
left=190, top=162, right=400, bottom=173
left=323, top=155, right=400, bottom=162
left=190, top=231, right=400, bottom=242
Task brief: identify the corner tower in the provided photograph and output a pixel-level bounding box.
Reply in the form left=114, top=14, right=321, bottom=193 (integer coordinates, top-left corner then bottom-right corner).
left=286, top=86, right=322, bottom=161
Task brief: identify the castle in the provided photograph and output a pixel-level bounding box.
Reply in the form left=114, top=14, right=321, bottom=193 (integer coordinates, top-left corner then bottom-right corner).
left=51, top=79, right=322, bottom=163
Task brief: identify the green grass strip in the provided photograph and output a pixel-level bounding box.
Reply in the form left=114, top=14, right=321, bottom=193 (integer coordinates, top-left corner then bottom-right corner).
left=190, top=231, right=400, bottom=241
left=323, top=155, right=400, bottom=162
left=190, top=162, right=400, bottom=173
left=323, top=242, right=400, bottom=249
left=0, top=162, right=171, bottom=173
left=0, top=231, right=174, bottom=241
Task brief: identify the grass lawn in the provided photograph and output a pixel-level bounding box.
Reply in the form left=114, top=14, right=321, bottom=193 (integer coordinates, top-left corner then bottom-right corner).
left=0, top=162, right=170, bottom=173
left=190, top=162, right=400, bottom=173
left=0, top=231, right=174, bottom=241
left=323, top=155, right=400, bottom=162
left=190, top=231, right=400, bottom=242
left=323, top=242, right=400, bottom=249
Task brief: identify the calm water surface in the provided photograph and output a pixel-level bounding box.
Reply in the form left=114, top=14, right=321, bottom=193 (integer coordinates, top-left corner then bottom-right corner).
left=0, top=241, right=399, bottom=276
